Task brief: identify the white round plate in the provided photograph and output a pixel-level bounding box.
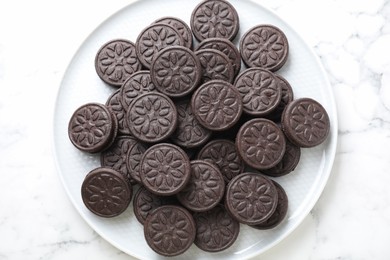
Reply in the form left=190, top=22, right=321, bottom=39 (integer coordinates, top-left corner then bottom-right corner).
left=53, top=0, right=338, bottom=259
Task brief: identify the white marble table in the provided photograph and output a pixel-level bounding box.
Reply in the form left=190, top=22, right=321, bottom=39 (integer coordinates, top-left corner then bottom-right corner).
left=0, top=0, right=389, bottom=259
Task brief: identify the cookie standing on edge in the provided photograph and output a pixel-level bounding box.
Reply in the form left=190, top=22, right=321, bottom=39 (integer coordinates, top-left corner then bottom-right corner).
left=95, top=39, right=142, bottom=87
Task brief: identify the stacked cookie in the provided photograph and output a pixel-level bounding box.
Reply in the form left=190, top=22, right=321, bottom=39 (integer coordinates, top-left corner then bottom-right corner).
left=67, top=0, right=330, bottom=256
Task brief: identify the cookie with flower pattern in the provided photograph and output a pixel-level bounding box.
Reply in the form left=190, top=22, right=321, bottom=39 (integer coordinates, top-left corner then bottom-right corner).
left=191, top=0, right=239, bottom=42
left=176, top=160, right=225, bottom=212
left=95, top=39, right=142, bottom=87
left=144, top=205, right=196, bottom=256
left=81, top=167, right=132, bottom=217
left=195, top=49, right=234, bottom=84
left=193, top=205, right=240, bottom=252
left=281, top=97, right=330, bottom=147
left=135, top=23, right=184, bottom=69
left=234, top=68, right=282, bottom=116
left=170, top=99, right=212, bottom=148
left=154, top=17, right=193, bottom=49
left=68, top=103, right=118, bottom=153
left=151, top=46, right=201, bottom=97
left=140, top=143, right=191, bottom=196
left=236, top=118, right=286, bottom=170
left=126, top=92, right=177, bottom=143
left=197, top=139, right=244, bottom=183
left=191, top=80, right=243, bottom=131
left=225, top=172, right=278, bottom=225
left=240, top=24, right=289, bottom=72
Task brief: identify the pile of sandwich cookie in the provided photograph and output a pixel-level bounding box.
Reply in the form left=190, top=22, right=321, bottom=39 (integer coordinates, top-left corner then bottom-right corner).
left=67, top=0, right=330, bottom=256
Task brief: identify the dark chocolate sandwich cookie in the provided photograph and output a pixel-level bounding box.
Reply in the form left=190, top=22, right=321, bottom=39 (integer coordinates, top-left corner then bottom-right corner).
left=240, top=25, right=289, bottom=72
left=81, top=167, right=132, bottom=218
left=263, top=139, right=301, bottom=177
left=126, top=92, right=177, bottom=143
left=197, top=139, right=244, bottom=183
left=120, top=70, right=156, bottom=112
left=195, top=48, right=234, bottom=84
left=176, top=160, right=225, bottom=212
left=126, top=141, right=149, bottom=184
left=95, top=39, right=141, bottom=87
left=236, top=118, right=286, bottom=170
left=234, top=68, right=282, bottom=117
left=170, top=99, right=212, bottom=149
left=225, top=172, right=278, bottom=225
left=193, top=205, right=240, bottom=252
left=105, top=89, right=130, bottom=135
left=140, top=143, right=191, bottom=196
left=191, top=80, right=243, bottom=131
left=133, top=186, right=178, bottom=225
left=144, top=205, right=196, bottom=256
left=251, top=180, right=288, bottom=229
left=135, top=23, right=184, bottom=69
left=191, top=0, right=239, bottom=42
left=153, top=17, right=193, bottom=49
left=100, top=135, right=138, bottom=184
left=151, top=46, right=201, bottom=97
left=195, top=37, right=241, bottom=76
left=281, top=97, right=330, bottom=148
left=68, top=103, right=118, bottom=153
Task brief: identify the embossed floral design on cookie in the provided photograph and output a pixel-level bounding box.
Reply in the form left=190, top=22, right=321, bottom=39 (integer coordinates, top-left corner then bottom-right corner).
left=282, top=98, right=330, bottom=148
left=234, top=68, right=282, bottom=116
left=240, top=25, right=289, bottom=71
left=121, top=71, right=156, bottom=110
left=225, top=172, right=278, bottom=225
left=154, top=17, right=193, bottom=49
left=197, top=139, right=244, bottom=183
left=191, top=80, right=242, bottom=131
left=236, top=118, right=286, bottom=170
left=191, top=0, right=239, bottom=41
left=195, top=49, right=234, bottom=83
left=81, top=167, right=132, bottom=218
left=171, top=100, right=212, bottom=148
left=196, top=37, right=241, bottom=76
left=95, top=39, right=141, bottom=86
left=140, top=143, right=190, bottom=196
left=177, top=160, right=225, bottom=212
left=136, top=23, right=184, bottom=69
left=151, top=46, right=201, bottom=97
left=193, top=205, right=240, bottom=252
left=127, top=92, right=177, bottom=143
left=68, top=103, right=117, bottom=153
left=144, top=205, right=196, bottom=256
left=126, top=141, right=149, bottom=183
